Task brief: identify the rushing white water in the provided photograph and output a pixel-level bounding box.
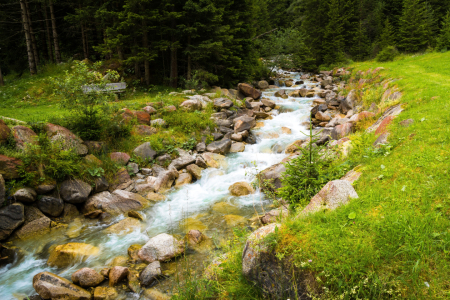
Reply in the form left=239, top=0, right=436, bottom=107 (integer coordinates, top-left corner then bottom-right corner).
left=0, top=71, right=319, bottom=299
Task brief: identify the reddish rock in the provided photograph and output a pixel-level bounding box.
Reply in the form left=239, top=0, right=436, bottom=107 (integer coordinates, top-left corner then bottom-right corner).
left=12, top=126, right=38, bottom=150
left=331, top=123, right=353, bottom=140
left=109, top=266, right=129, bottom=287
left=44, top=123, right=88, bottom=155
left=0, top=155, right=22, bottom=179
left=142, top=106, right=157, bottom=114
left=134, top=111, right=151, bottom=124
left=109, top=152, right=130, bottom=165
left=136, top=125, right=157, bottom=136
left=0, top=120, right=11, bottom=144
left=374, top=116, right=394, bottom=135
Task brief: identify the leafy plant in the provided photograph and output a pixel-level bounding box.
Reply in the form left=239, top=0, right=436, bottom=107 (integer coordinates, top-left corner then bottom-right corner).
left=87, top=167, right=105, bottom=177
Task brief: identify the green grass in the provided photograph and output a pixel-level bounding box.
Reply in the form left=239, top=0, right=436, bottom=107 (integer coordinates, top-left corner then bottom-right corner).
left=276, top=51, right=450, bottom=299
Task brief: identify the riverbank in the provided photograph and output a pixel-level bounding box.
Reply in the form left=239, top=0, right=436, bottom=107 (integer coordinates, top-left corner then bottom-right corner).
left=184, top=52, right=450, bottom=299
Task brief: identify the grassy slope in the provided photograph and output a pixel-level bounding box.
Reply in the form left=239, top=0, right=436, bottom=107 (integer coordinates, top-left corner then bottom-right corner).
left=276, top=52, right=450, bottom=299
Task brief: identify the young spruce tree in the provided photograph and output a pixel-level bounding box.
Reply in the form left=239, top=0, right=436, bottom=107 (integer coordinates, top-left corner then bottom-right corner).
left=380, top=18, right=396, bottom=49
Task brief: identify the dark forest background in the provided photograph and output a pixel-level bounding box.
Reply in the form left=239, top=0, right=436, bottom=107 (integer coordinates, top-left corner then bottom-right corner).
left=1, top=0, right=450, bottom=87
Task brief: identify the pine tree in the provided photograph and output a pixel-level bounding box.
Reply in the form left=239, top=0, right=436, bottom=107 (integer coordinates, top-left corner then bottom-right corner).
left=398, top=0, right=428, bottom=52
left=436, top=11, right=450, bottom=51
left=380, top=18, right=396, bottom=49
left=352, top=19, right=371, bottom=61
left=323, top=0, right=345, bottom=65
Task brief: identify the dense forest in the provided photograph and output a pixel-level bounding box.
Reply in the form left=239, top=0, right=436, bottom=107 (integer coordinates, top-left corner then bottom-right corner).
left=1, top=0, right=450, bottom=87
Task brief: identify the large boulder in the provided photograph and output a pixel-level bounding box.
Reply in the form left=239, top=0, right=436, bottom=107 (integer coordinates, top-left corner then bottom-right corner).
left=83, top=190, right=151, bottom=216
left=261, top=98, right=275, bottom=109
left=180, top=99, right=202, bottom=111
left=72, top=267, right=105, bottom=288
left=169, top=155, right=196, bottom=170
left=233, top=115, right=256, bottom=133
left=44, top=123, right=88, bottom=155
left=0, top=203, right=25, bottom=240
left=229, top=182, right=255, bottom=196
left=38, top=196, right=64, bottom=217
left=47, top=243, right=100, bottom=268
left=60, top=179, right=92, bottom=204
left=238, top=83, right=262, bottom=100
left=138, top=233, right=185, bottom=263
left=258, top=163, right=286, bottom=192
left=13, top=187, right=36, bottom=203
left=33, top=272, right=91, bottom=300
left=12, top=125, right=38, bottom=150
left=206, top=139, right=232, bottom=155
left=0, top=119, right=11, bottom=144
left=133, top=142, right=157, bottom=160
left=213, top=98, right=233, bottom=109
left=0, top=154, right=22, bottom=179
left=230, top=142, right=245, bottom=153
left=140, top=261, right=162, bottom=286
left=302, top=180, right=358, bottom=215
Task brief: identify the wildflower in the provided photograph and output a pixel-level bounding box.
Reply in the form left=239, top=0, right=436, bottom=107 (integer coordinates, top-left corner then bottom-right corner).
left=308, top=259, right=312, bottom=262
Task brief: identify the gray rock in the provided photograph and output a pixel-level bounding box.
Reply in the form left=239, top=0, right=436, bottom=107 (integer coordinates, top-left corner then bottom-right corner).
left=127, top=162, right=139, bottom=174
left=258, top=163, right=286, bottom=192
left=302, top=180, right=358, bottom=215
left=206, top=139, right=232, bottom=155
left=373, top=132, right=390, bottom=147
left=219, top=126, right=234, bottom=134
left=60, top=179, right=92, bottom=204
left=233, top=115, right=256, bottom=133
left=245, top=133, right=257, bottom=145
left=152, top=165, right=166, bottom=177
left=196, top=142, right=206, bottom=153
left=141, top=168, right=152, bottom=175
left=156, top=154, right=171, bottom=165
left=140, top=261, right=162, bottom=286
left=94, top=177, right=109, bottom=193
left=38, top=196, right=64, bottom=217
left=150, top=119, right=166, bottom=127
left=215, top=119, right=232, bottom=127
left=214, top=98, right=234, bottom=109
left=180, top=99, right=202, bottom=111
left=261, top=98, right=275, bottom=109
left=138, top=233, right=185, bottom=263
left=339, top=89, right=357, bottom=114
left=212, top=132, right=223, bottom=140
left=0, top=203, right=25, bottom=240
left=83, top=190, right=150, bottom=216
left=211, top=112, right=227, bottom=119
left=195, top=155, right=208, bottom=168
left=35, top=183, right=56, bottom=195
left=133, top=142, right=157, bottom=160
left=13, top=187, right=37, bottom=203
left=33, top=272, right=91, bottom=300
left=169, top=155, right=196, bottom=170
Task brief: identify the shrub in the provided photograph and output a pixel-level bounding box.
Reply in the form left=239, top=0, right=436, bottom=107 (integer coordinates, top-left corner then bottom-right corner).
left=376, top=46, right=399, bottom=62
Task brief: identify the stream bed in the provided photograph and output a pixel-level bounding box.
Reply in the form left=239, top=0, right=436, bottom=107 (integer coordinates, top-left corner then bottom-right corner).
left=0, top=70, right=319, bottom=299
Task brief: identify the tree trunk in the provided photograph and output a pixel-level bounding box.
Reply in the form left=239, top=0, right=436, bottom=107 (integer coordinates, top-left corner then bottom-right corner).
left=43, top=2, right=54, bottom=63
left=19, top=0, right=37, bottom=75
left=118, top=47, right=124, bottom=60
left=133, top=41, right=140, bottom=78
left=143, top=20, right=150, bottom=85
left=49, top=0, right=61, bottom=63
left=170, top=18, right=178, bottom=88
left=81, top=23, right=88, bottom=59
left=187, top=34, right=191, bottom=80
left=25, top=0, right=39, bottom=66
left=0, top=66, right=4, bottom=86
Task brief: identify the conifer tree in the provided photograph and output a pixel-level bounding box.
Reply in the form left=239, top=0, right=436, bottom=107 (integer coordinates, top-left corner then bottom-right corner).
left=398, top=0, right=428, bottom=52
left=380, top=18, right=396, bottom=49
left=323, top=0, right=345, bottom=65
left=352, top=19, right=370, bottom=61
left=436, top=11, right=450, bottom=51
